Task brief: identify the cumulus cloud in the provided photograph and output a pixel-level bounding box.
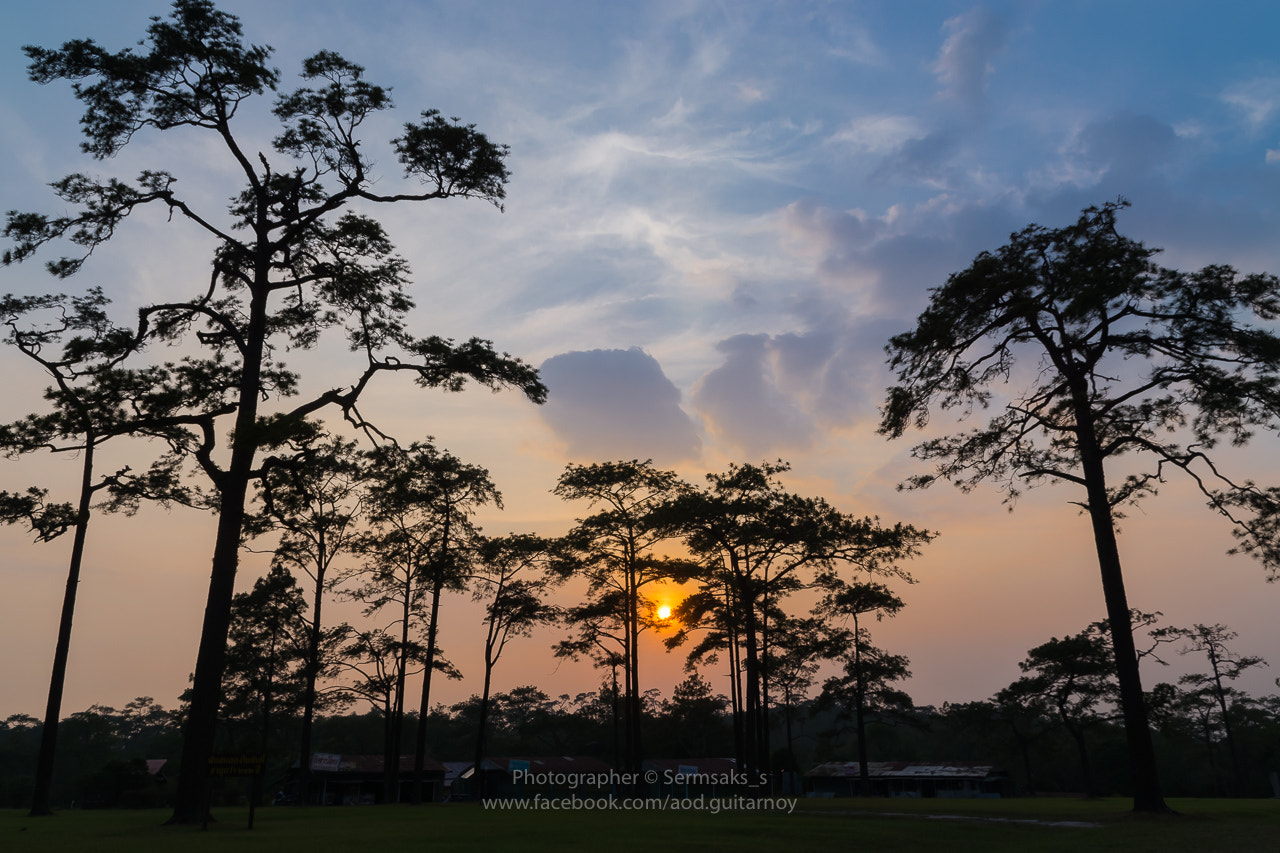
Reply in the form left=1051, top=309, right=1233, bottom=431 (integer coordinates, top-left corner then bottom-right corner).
left=692, top=334, right=815, bottom=455
left=932, top=7, right=1009, bottom=108
left=537, top=348, right=701, bottom=464
left=690, top=309, right=900, bottom=456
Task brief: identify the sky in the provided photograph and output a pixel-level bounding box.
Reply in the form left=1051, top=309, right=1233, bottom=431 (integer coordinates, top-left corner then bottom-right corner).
left=2, top=1, right=1280, bottom=726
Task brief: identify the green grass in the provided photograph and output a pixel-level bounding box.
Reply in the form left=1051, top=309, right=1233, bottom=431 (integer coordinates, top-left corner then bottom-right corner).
left=4, top=797, right=1278, bottom=852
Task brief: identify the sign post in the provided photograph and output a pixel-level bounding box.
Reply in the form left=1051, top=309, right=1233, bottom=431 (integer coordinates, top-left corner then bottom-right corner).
left=207, top=753, right=267, bottom=830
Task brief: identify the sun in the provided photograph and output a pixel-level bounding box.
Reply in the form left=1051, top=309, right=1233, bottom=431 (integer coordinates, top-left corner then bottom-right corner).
left=656, top=605, right=672, bottom=621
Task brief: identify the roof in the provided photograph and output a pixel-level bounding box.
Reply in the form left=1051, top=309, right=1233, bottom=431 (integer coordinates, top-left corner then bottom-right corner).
left=440, top=761, right=473, bottom=784
left=805, top=761, right=1003, bottom=779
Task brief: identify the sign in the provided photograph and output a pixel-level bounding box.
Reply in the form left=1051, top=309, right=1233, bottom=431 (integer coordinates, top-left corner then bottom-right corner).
left=311, top=753, right=342, bottom=772
left=208, top=753, right=266, bottom=777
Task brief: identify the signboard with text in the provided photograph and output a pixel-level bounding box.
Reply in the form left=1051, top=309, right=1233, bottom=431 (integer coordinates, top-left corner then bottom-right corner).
left=208, top=753, right=266, bottom=777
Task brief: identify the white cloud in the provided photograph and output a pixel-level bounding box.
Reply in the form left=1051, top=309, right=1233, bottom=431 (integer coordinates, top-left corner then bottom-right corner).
left=830, top=114, right=926, bottom=155
left=1221, top=77, right=1280, bottom=130
left=734, top=81, right=768, bottom=103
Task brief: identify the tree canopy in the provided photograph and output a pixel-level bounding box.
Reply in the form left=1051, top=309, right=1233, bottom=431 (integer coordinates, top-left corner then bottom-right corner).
left=4, top=0, right=543, bottom=822
left=882, top=199, right=1280, bottom=812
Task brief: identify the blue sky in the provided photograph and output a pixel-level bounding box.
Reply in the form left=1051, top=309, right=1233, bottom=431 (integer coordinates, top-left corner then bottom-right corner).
left=2, top=1, right=1280, bottom=719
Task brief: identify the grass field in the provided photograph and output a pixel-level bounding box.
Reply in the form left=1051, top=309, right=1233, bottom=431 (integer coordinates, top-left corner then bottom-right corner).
left=5, top=796, right=1278, bottom=852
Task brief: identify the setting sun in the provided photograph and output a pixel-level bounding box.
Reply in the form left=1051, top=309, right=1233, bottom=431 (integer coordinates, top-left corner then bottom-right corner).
left=656, top=605, right=672, bottom=621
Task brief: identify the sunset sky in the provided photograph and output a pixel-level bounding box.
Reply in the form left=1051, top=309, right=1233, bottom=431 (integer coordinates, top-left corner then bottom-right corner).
left=2, top=1, right=1279, bottom=724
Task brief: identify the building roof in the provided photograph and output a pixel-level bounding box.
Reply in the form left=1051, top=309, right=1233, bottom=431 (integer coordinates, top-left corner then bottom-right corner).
left=805, top=761, right=1003, bottom=779
left=440, top=761, right=473, bottom=784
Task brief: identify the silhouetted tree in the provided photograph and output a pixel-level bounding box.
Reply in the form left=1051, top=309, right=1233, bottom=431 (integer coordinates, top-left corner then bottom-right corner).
left=1164, top=623, right=1266, bottom=795
left=656, top=673, right=732, bottom=758
left=552, top=598, right=628, bottom=769
left=664, top=583, right=749, bottom=759
left=3, top=1, right=544, bottom=821
left=666, top=461, right=930, bottom=788
left=881, top=200, right=1280, bottom=812
left=247, top=430, right=364, bottom=804
left=348, top=443, right=470, bottom=802
left=997, top=631, right=1116, bottom=797
left=0, top=291, right=219, bottom=817
left=469, top=534, right=562, bottom=799
left=554, top=460, right=687, bottom=784
left=332, top=626, right=425, bottom=800
left=815, top=580, right=910, bottom=795
left=220, top=564, right=321, bottom=802
left=765, top=615, right=845, bottom=762
left=392, top=444, right=499, bottom=803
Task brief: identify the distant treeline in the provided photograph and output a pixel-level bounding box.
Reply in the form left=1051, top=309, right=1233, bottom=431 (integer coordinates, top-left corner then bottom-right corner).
left=4, top=663, right=1277, bottom=809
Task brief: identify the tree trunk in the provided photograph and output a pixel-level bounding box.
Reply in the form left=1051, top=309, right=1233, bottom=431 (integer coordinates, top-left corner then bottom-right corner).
left=1208, top=666, right=1244, bottom=796
left=1074, top=413, right=1167, bottom=812
left=625, top=545, right=643, bottom=793
left=1010, top=722, right=1036, bottom=796
left=757, top=602, right=772, bottom=791
left=171, top=278, right=270, bottom=824
left=740, top=577, right=762, bottom=790
left=257, top=687, right=273, bottom=807
left=853, top=626, right=870, bottom=797
left=297, top=537, right=327, bottom=806
left=609, top=662, right=620, bottom=775
left=387, top=581, right=411, bottom=804
left=726, top=581, right=745, bottom=774
left=1067, top=721, right=1095, bottom=797
left=29, top=438, right=96, bottom=817
left=473, top=651, right=496, bottom=801
left=413, top=577, right=444, bottom=803
left=783, top=688, right=794, bottom=760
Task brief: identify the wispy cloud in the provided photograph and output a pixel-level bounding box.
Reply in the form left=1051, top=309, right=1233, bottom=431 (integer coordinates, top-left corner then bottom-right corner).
left=932, top=7, right=1010, bottom=109
left=1221, top=77, right=1280, bottom=131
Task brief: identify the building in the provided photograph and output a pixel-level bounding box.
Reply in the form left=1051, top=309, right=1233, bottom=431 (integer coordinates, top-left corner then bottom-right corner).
left=303, top=753, right=449, bottom=804
left=454, top=756, right=615, bottom=800
left=642, top=758, right=743, bottom=797
left=805, top=761, right=1013, bottom=798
